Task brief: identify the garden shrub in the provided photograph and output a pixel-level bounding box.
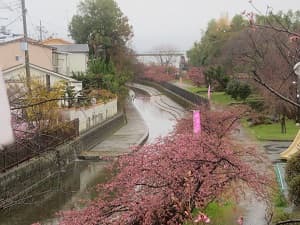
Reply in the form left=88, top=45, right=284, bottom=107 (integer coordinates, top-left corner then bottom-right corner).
left=286, top=153, right=300, bottom=205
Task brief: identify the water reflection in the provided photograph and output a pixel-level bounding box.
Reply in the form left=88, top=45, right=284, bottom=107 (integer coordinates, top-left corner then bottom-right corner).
left=0, top=161, right=109, bottom=225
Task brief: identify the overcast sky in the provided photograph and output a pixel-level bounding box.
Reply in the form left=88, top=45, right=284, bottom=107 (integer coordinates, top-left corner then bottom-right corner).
left=0, top=0, right=299, bottom=52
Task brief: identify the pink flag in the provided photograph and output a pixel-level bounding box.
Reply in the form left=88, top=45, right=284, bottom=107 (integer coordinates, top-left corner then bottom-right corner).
left=207, top=85, right=211, bottom=100
left=193, top=110, right=201, bottom=134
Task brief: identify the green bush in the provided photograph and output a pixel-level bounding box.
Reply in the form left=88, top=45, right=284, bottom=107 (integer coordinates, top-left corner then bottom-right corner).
left=286, top=153, right=300, bottom=205
left=272, top=207, right=291, bottom=224
left=226, top=80, right=251, bottom=100
left=205, top=66, right=229, bottom=91
left=226, top=80, right=240, bottom=99
left=246, top=100, right=264, bottom=111
left=239, top=83, right=251, bottom=100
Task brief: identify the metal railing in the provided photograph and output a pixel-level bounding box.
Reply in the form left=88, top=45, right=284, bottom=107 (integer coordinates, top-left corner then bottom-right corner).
left=161, top=82, right=208, bottom=106
left=0, top=119, right=79, bottom=172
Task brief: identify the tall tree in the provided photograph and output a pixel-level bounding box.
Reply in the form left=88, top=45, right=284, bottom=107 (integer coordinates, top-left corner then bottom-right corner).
left=69, top=0, right=133, bottom=63
left=187, top=15, right=241, bottom=67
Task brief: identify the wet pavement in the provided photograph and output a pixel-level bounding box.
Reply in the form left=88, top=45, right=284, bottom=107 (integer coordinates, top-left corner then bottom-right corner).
left=79, top=92, right=149, bottom=160
left=261, top=141, right=291, bottom=197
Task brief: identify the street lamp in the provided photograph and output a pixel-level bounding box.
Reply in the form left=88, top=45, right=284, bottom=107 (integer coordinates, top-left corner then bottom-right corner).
left=294, top=62, right=300, bottom=124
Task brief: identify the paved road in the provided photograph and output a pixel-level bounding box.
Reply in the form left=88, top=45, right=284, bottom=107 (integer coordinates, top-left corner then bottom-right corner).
left=80, top=95, right=149, bottom=159
left=261, top=141, right=292, bottom=196
left=80, top=83, right=186, bottom=159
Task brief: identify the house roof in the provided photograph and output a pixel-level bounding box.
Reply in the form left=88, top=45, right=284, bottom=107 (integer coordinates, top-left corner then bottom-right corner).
left=0, top=37, right=55, bottom=49
left=52, top=44, right=89, bottom=53
left=3, top=63, right=80, bottom=83
left=42, top=38, right=73, bottom=45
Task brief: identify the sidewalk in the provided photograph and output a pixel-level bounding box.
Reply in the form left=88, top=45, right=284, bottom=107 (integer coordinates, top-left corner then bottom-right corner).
left=79, top=99, right=149, bottom=160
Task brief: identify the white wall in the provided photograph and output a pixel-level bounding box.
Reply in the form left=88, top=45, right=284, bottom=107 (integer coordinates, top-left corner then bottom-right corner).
left=55, top=52, right=88, bottom=76
left=4, top=66, right=63, bottom=86
left=61, top=98, right=118, bottom=133
left=3, top=66, right=82, bottom=91
left=68, top=53, right=88, bottom=75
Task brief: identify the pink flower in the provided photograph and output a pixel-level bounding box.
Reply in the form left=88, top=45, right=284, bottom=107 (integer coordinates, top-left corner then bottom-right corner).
left=194, top=213, right=210, bottom=223
left=237, top=216, right=244, bottom=225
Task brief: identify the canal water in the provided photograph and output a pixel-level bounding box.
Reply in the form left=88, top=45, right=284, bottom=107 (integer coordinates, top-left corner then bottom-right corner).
left=0, top=88, right=184, bottom=225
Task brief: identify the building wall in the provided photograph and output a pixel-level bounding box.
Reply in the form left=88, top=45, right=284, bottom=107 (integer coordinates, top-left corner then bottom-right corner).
left=4, top=66, right=68, bottom=87
left=54, top=52, right=88, bottom=76
left=68, top=53, right=88, bottom=75
left=0, top=42, right=53, bottom=71
left=61, top=98, right=118, bottom=133
left=55, top=53, right=68, bottom=75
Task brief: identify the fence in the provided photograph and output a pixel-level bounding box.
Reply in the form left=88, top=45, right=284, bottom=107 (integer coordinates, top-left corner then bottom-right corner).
left=161, top=82, right=209, bottom=106
left=0, top=119, right=79, bottom=172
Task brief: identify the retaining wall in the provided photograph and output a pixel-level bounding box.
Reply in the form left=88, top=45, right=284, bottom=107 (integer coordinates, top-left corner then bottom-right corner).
left=0, top=113, right=125, bottom=209
left=134, top=80, right=209, bottom=108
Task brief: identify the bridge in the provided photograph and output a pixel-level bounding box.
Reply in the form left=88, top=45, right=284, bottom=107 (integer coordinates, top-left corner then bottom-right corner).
left=135, top=51, right=186, bottom=57
left=135, top=51, right=187, bottom=68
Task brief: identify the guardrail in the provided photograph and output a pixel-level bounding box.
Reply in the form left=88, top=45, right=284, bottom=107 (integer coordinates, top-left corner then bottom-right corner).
left=160, top=82, right=208, bottom=106
left=0, top=119, right=79, bottom=172
left=134, top=79, right=208, bottom=107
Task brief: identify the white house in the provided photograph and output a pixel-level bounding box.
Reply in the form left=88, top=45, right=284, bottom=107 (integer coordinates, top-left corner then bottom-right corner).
left=51, top=44, right=89, bottom=77
left=3, top=63, right=82, bottom=94
left=0, top=37, right=83, bottom=92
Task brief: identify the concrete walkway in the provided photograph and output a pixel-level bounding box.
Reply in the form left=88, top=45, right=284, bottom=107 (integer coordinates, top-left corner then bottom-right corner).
left=79, top=96, right=149, bottom=160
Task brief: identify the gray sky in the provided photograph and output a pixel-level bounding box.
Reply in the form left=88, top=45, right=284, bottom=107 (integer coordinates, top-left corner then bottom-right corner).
left=1, top=0, right=299, bottom=52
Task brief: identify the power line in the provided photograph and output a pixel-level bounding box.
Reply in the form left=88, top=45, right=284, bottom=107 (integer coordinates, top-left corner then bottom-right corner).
left=4, top=15, right=21, bottom=27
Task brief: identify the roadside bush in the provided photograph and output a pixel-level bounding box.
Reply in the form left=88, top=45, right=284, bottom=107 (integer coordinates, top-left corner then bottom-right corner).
left=246, top=100, right=264, bottom=112
left=205, top=65, right=229, bottom=91
left=226, top=80, right=240, bottom=99
left=239, top=83, right=251, bottom=100
left=286, top=153, right=300, bottom=205
left=246, top=113, right=272, bottom=126
left=226, top=80, right=251, bottom=100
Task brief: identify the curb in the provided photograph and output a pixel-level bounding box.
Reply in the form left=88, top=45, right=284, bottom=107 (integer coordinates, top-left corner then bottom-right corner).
left=78, top=130, right=149, bottom=161
left=137, top=128, right=150, bottom=147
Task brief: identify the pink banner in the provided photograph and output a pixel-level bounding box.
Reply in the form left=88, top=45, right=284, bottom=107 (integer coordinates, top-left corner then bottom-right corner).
left=193, top=110, right=201, bottom=134
left=207, top=85, right=211, bottom=100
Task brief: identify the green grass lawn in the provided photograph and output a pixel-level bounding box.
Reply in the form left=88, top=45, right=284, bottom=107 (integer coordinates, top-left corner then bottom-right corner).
left=187, top=86, right=243, bottom=105
left=210, top=92, right=241, bottom=105
left=186, top=83, right=298, bottom=141
left=244, top=120, right=299, bottom=141
left=188, top=86, right=208, bottom=93
left=184, top=201, right=240, bottom=225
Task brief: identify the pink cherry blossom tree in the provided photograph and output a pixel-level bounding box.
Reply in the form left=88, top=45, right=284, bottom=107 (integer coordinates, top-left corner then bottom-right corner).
left=187, top=67, right=205, bottom=87
left=141, top=65, right=174, bottom=83
left=58, top=106, right=271, bottom=225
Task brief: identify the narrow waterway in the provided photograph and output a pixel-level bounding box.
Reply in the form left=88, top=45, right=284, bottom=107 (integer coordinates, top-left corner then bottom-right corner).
left=0, top=87, right=184, bottom=225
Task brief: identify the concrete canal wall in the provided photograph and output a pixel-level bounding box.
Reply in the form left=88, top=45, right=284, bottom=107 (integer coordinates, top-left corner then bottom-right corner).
left=134, top=80, right=209, bottom=109
left=0, top=112, right=125, bottom=209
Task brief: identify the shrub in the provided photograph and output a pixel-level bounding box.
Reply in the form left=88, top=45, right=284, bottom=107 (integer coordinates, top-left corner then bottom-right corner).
left=226, top=80, right=251, bottom=100
left=286, top=153, right=300, bottom=205
left=239, top=83, right=251, bottom=100
left=226, top=80, right=240, bottom=99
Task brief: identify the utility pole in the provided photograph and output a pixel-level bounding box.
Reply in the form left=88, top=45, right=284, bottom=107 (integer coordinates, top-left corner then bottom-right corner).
left=36, top=20, right=46, bottom=41
left=21, top=0, right=31, bottom=94
left=39, top=20, right=42, bottom=41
